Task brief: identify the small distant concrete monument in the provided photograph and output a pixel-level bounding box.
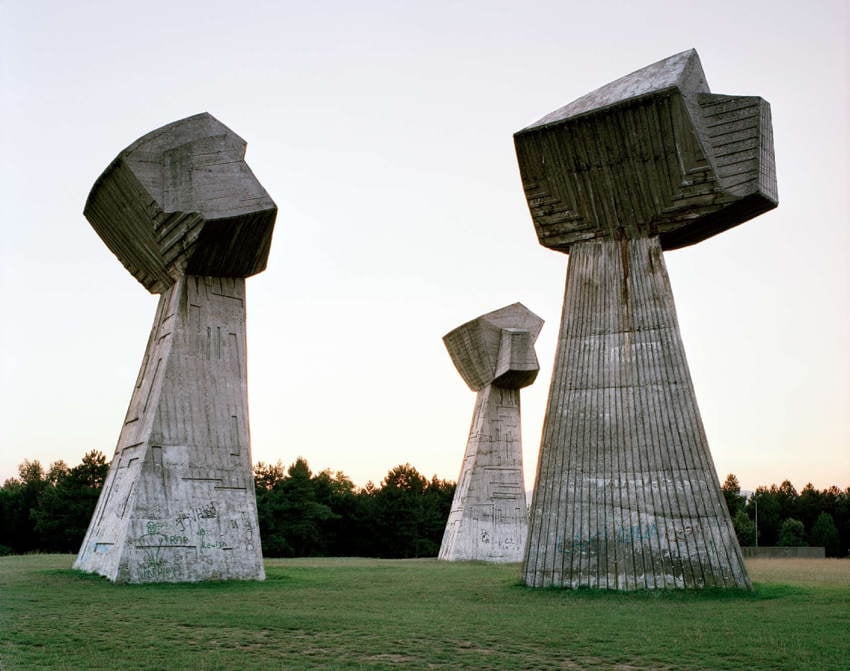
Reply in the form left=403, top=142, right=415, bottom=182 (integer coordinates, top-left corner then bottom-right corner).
left=439, top=303, right=543, bottom=562
left=74, top=113, right=275, bottom=582
left=515, top=50, right=777, bottom=589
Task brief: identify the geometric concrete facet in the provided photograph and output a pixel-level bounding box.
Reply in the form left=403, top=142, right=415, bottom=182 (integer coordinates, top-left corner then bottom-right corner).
left=516, top=50, right=776, bottom=589
left=84, top=112, right=276, bottom=294
left=516, top=49, right=777, bottom=253
left=443, top=302, right=543, bottom=392
left=75, top=114, right=274, bottom=582
left=439, top=303, right=543, bottom=563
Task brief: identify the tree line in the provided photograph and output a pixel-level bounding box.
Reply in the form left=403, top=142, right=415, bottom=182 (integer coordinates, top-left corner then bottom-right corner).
left=253, top=458, right=455, bottom=558
left=0, top=451, right=109, bottom=555
left=721, top=474, right=850, bottom=556
left=0, top=451, right=455, bottom=558
left=2, top=453, right=848, bottom=558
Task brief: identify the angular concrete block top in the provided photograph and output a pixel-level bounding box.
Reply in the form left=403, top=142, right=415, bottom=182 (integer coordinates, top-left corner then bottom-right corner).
left=515, top=49, right=778, bottom=251
left=85, top=113, right=277, bottom=293
left=443, top=302, right=543, bottom=391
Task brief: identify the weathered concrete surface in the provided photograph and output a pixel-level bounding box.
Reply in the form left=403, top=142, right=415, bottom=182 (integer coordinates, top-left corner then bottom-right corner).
left=84, top=112, right=276, bottom=294
left=75, top=277, right=264, bottom=581
left=75, top=114, right=273, bottom=582
left=524, top=239, right=748, bottom=588
left=517, top=50, right=777, bottom=589
left=516, top=49, right=777, bottom=252
left=439, top=304, right=542, bottom=563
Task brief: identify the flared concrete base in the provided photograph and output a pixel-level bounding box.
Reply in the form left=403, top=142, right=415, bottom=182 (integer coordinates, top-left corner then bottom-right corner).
left=522, top=238, right=749, bottom=589
left=439, top=385, right=528, bottom=562
left=74, top=276, right=264, bottom=582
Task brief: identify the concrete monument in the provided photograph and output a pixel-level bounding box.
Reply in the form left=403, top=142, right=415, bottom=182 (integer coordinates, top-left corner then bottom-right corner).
left=515, top=50, right=777, bottom=589
left=74, top=113, right=275, bottom=582
left=439, top=303, right=543, bottom=562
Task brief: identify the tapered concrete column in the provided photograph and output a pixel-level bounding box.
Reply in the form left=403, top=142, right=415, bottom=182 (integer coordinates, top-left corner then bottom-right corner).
left=523, top=238, right=748, bottom=588
left=439, top=303, right=542, bottom=562
left=440, top=385, right=527, bottom=561
left=75, top=276, right=264, bottom=582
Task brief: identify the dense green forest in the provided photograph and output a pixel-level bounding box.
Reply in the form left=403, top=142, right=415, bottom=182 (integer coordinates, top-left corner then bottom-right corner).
left=720, top=473, right=849, bottom=556
left=252, top=458, right=455, bottom=558
left=1, top=452, right=848, bottom=558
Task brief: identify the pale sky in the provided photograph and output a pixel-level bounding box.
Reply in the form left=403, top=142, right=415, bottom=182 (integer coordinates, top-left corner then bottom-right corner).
left=2, top=0, right=848, bottom=494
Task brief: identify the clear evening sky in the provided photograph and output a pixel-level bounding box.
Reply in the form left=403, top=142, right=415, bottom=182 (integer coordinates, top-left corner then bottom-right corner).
left=2, top=0, right=848, bottom=493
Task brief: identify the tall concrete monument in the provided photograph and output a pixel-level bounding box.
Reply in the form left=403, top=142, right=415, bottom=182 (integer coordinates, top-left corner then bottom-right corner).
left=515, top=50, right=777, bottom=589
left=74, top=113, right=275, bottom=583
left=439, top=303, right=543, bottom=562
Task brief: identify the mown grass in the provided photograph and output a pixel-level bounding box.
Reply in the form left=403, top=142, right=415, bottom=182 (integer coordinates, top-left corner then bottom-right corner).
left=1, top=555, right=848, bottom=670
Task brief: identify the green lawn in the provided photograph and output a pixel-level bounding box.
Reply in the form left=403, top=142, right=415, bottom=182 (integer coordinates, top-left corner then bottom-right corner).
left=1, top=555, right=848, bottom=670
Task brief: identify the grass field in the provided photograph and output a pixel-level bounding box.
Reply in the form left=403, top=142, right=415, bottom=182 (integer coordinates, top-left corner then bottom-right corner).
left=1, top=555, right=848, bottom=670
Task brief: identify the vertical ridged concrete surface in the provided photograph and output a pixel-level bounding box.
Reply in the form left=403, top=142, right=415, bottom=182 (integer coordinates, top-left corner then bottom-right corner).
left=74, top=276, right=264, bottom=582
left=522, top=238, right=749, bottom=589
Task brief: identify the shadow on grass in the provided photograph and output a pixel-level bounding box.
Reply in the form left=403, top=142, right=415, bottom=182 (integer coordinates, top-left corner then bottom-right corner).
left=43, top=568, right=289, bottom=590
left=511, top=580, right=808, bottom=601
left=44, top=564, right=809, bottom=603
